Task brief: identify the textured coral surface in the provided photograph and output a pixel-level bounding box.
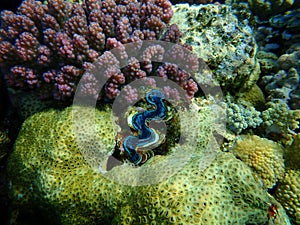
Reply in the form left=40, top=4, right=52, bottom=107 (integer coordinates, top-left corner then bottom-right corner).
left=6, top=106, right=290, bottom=225
left=228, top=0, right=295, bottom=19
left=285, top=134, right=300, bottom=170
left=171, top=4, right=259, bottom=91
left=275, top=169, right=300, bottom=224
left=231, top=135, right=285, bottom=190
left=1, top=1, right=299, bottom=225
left=0, top=0, right=199, bottom=102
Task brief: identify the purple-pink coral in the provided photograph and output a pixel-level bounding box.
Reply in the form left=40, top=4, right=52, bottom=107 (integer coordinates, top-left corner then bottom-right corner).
left=0, top=0, right=199, bottom=102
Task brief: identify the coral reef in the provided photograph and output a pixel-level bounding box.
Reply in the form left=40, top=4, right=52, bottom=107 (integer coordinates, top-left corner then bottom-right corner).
left=171, top=3, right=260, bottom=91
left=284, top=134, right=300, bottom=170
left=0, top=0, right=198, bottom=102
left=269, top=10, right=300, bottom=49
left=277, top=46, right=300, bottom=71
left=236, top=84, right=266, bottom=110
left=255, top=9, right=300, bottom=54
left=169, top=0, right=213, bottom=5
left=261, top=67, right=300, bottom=110
left=262, top=100, right=300, bottom=143
left=231, top=135, right=285, bottom=190
left=226, top=97, right=263, bottom=134
left=248, top=0, right=295, bottom=19
left=254, top=16, right=300, bottom=144
left=224, top=81, right=299, bottom=142
left=78, top=42, right=199, bottom=103
left=7, top=89, right=56, bottom=120
left=1, top=1, right=299, bottom=225
left=256, top=50, right=279, bottom=75
left=6, top=105, right=291, bottom=225
left=275, top=169, right=300, bottom=224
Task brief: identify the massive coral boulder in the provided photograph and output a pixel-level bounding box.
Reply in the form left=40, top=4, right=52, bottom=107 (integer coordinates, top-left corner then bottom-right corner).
left=6, top=105, right=290, bottom=225
left=171, top=4, right=260, bottom=92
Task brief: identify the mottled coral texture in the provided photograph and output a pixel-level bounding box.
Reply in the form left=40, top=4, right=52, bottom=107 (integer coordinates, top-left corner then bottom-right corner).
left=171, top=4, right=259, bottom=91
left=0, top=0, right=199, bottom=102
left=275, top=169, right=300, bottom=224
left=169, top=0, right=213, bottom=5
left=261, top=68, right=300, bottom=110
left=7, top=106, right=291, bottom=225
left=0, top=131, right=10, bottom=160
left=262, top=100, right=300, bottom=144
left=227, top=0, right=295, bottom=19
left=226, top=95, right=263, bottom=134
left=231, top=135, right=285, bottom=190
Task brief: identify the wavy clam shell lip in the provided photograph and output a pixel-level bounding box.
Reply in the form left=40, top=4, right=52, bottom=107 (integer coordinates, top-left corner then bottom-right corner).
left=122, top=89, right=167, bottom=164
left=72, top=40, right=225, bottom=186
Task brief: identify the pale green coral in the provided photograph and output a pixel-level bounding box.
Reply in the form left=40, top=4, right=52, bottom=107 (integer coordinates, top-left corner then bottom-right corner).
left=171, top=4, right=260, bottom=91
left=262, top=100, right=300, bottom=144
left=6, top=106, right=290, bottom=225
left=226, top=97, right=263, bottom=134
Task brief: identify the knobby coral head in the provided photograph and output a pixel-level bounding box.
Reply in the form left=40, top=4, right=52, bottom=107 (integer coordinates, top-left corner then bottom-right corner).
left=0, top=0, right=199, bottom=102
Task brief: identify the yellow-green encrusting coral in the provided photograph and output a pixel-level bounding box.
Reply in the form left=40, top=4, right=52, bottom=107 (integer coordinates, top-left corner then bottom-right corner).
left=275, top=169, right=300, bottom=224
left=231, top=135, right=285, bottom=190
left=8, top=90, right=54, bottom=120
left=7, top=106, right=290, bottom=225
